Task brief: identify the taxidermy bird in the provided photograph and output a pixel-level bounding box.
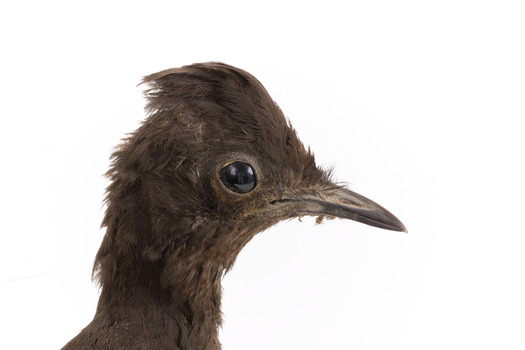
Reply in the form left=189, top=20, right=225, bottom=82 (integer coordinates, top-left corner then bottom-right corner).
left=62, top=62, right=406, bottom=350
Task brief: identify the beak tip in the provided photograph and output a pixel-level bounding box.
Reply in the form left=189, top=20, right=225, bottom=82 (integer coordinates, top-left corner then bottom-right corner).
left=389, top=216, right=407, bottom=233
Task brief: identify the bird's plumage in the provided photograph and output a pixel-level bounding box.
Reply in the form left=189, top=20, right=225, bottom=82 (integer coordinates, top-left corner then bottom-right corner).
left=62, top=62, right=405, bottom=350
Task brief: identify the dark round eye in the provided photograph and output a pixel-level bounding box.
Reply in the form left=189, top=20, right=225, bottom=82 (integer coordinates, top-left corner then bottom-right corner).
left=219, top=161, right=256, bottom=194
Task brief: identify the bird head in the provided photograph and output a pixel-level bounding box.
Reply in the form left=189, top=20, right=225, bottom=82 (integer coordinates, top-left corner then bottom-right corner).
left=95, top=62, right=405, bottom=287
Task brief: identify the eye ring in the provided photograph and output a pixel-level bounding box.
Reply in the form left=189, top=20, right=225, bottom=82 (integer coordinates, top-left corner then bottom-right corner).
left=219, top=161, right=257, bottom=194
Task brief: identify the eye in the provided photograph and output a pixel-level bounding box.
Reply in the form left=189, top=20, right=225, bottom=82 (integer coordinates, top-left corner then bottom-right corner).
left=219, top=161, right=256, bottom=194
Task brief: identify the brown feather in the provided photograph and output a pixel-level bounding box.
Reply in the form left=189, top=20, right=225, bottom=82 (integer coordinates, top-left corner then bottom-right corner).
left=62, top=62, right=325, bottom=350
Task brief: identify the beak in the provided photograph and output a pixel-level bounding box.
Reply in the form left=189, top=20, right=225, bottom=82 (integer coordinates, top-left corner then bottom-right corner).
left=275, top=186, right=407, bottom=232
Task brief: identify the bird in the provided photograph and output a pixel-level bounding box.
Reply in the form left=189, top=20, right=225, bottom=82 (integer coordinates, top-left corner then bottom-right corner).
left=62, top=62, right=406, bottom=350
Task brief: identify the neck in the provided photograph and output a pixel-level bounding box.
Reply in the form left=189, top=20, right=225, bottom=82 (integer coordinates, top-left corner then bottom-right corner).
left=63, top=247, right=224, bottom=350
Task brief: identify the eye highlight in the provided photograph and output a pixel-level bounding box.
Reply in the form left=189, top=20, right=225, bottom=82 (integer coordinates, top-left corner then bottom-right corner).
left=219, top=161, right=256, bottom=194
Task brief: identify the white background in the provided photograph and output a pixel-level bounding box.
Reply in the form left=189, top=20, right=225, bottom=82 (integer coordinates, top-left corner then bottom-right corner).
left=1, top=1, right=524, bottom=349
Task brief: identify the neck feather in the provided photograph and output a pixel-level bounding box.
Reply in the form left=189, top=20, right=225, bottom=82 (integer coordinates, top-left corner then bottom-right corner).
left=63, top=226, right=225, bottom=350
